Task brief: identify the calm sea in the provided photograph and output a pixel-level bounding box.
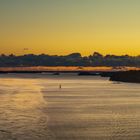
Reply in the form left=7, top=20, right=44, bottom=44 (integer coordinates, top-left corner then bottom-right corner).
left=0, top=74, right=140, bottom=140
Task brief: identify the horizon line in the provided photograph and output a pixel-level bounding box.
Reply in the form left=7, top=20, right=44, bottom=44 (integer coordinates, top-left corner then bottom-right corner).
left=1, top=52, right=140, bottom=57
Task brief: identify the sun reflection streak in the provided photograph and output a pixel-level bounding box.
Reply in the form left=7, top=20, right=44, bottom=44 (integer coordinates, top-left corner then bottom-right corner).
left=0, top=78, right=53, bottom=140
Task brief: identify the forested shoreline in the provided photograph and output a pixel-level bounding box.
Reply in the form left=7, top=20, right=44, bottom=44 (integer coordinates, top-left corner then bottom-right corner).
left=0, top=52, right=140, bottom=67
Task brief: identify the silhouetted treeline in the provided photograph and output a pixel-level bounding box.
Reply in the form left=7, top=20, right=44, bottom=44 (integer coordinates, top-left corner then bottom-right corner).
left=0, top=52, right=140, bottom=67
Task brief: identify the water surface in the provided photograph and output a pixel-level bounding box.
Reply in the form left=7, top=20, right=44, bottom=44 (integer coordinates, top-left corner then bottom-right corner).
left=0, top=74, right=140, bottom=140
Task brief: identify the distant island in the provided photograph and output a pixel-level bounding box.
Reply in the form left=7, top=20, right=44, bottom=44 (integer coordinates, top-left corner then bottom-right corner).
left=0, top=52, right=140, bottom=67
left=0, top=52, right=140, bottom=83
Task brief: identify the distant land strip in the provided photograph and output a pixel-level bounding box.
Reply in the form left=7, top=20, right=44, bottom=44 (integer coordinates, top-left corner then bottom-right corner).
left=0, top=52, right=140, bottom=67
left=0, top=66, right=139, bottom=72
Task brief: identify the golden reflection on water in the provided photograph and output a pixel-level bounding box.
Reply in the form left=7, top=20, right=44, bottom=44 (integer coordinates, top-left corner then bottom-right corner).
left=0, top=78, right=52, bottom=140
left=0, top=74, right=140, bottom=140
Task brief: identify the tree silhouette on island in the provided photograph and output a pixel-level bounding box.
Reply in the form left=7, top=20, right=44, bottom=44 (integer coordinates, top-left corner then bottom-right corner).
left=0, top=52, right=140, bottom=67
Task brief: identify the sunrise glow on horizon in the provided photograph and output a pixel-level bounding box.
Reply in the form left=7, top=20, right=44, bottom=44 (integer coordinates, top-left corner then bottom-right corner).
left=1, top=0, right=140, bottom=56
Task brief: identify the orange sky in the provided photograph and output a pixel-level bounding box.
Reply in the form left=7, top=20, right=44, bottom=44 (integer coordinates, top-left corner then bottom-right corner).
left=1, top=0, right=140, bottom=56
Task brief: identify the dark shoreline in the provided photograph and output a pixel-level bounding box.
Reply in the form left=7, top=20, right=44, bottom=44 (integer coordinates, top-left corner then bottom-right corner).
left=109, top=70, right=140, bottom=83
left=0, top=70, right=140, bottom=83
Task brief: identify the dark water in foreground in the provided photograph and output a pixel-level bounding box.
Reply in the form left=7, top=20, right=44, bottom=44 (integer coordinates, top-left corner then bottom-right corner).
left=0, top=74, right=140, bottom=140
